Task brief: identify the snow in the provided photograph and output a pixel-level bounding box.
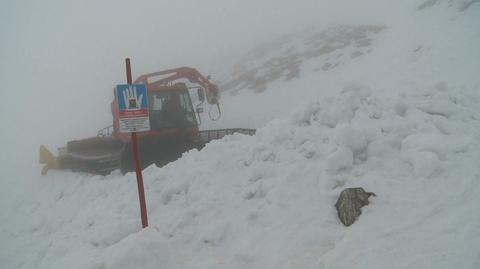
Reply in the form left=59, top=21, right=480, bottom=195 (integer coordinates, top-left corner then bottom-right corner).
left=2, top=0, right=480, bottom=268
left=3, top=82, right=480, bottom=268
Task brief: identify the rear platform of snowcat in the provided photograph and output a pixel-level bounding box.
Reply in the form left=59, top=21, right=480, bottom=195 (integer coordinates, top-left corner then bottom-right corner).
left=40, top=128, right=255, bottom=175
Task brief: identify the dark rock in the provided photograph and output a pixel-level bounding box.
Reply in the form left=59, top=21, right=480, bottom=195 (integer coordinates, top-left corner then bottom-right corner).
left=335, top=187, right=376, bottom=226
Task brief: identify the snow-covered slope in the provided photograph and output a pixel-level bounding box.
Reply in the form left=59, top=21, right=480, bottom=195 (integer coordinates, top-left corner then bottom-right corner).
left=416, top=0, right=480, bottom=12
left=3, top=84, right=480, bottom=269
left=1, top=1, right=480, bottom=269
left=203, top=1, right=480, bottom=130
left=221, top=25, right=386, bottom=94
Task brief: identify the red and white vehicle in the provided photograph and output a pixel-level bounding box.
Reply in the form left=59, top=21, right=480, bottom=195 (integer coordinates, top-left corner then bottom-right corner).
left=40, top=67, right=255, bottom=175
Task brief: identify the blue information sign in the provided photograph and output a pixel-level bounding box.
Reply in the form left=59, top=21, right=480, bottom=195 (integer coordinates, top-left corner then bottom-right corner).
left=116, top=84, right=150, bottom=133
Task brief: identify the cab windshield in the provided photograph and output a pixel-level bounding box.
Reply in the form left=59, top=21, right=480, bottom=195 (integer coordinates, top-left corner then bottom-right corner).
left=149, top=91, right=198, bottom=129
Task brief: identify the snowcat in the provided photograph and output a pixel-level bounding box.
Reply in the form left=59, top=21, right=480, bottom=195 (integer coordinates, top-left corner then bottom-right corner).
left=39, top=67, right=255, bottom=175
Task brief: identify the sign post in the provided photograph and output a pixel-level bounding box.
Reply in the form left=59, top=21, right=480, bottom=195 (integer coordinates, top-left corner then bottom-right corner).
left=117, top=58, right=149, bottom=228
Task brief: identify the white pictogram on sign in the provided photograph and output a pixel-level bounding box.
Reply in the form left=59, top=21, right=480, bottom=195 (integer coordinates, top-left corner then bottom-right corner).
left=123, top=86, right=144, bottom=110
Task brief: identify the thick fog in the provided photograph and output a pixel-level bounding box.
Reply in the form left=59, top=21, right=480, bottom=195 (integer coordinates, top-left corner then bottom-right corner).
left=0, top=0, right=430, bottom=208
left=2, top=0, right=480, bottom=267
left=0, top=0, right=398, bottom=174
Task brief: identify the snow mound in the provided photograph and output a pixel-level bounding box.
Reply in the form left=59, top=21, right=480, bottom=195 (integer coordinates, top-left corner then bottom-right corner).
left=4, top=83, right=480, bottom=269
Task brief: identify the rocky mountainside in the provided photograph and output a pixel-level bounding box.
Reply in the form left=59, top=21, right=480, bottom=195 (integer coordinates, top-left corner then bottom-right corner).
left=222, top=25, right=386, bottom=93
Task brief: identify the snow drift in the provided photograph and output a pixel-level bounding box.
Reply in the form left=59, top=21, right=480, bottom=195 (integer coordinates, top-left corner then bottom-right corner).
left=2, top=82, right=480, bottom=269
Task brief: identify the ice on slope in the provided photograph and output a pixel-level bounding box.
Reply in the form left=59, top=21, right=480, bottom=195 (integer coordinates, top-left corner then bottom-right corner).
left=3, top=82, right=480, bottom=269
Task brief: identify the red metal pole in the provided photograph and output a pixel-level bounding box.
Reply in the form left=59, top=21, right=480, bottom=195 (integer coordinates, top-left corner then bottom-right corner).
left=126, top=58, right=133, bottom=84
left=126, top=58, right=149, bottom=228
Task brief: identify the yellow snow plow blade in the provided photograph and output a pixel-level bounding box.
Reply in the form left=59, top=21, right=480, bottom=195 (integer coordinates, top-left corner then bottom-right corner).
left=39, top=145, right=58, bottom=175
